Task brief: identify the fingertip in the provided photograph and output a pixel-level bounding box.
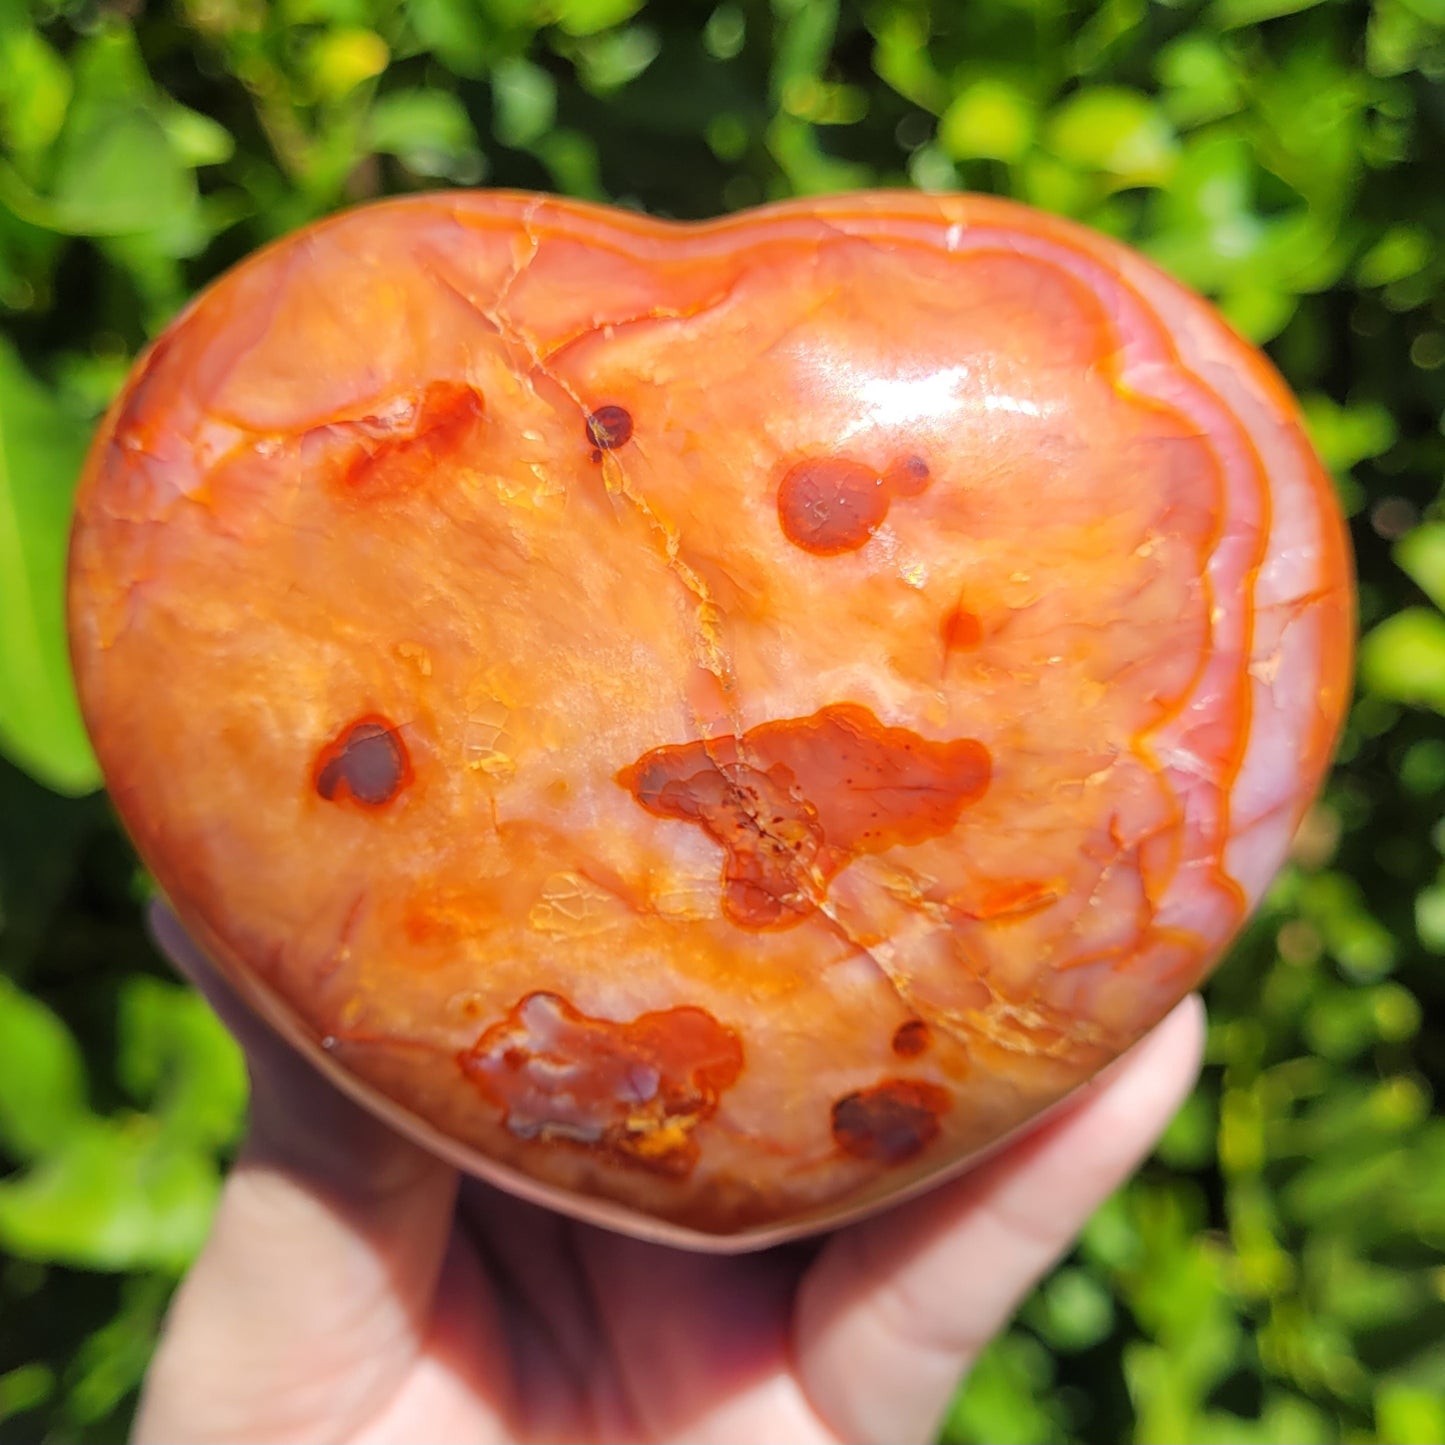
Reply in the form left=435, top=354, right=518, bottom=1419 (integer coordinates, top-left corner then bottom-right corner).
left=1120, top=992, right=1208, bottom=1110
left=1166, top=989, right=1208, bottom=1049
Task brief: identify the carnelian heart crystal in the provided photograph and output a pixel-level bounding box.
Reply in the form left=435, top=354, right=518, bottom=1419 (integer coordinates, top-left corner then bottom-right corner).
left=67, top=192, right=1354, bottom=1248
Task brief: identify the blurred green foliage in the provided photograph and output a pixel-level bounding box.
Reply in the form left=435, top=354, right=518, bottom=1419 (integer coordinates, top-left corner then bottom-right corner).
left=0, top=0, right=1442, bottom=1439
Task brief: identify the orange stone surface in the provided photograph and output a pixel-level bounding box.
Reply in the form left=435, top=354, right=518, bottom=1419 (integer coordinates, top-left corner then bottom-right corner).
left=67, top=191, right=1354, bottom=1248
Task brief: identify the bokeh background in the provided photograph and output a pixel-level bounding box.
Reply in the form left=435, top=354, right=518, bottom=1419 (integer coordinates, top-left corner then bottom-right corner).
left=1, top=0, right=1442, bottom=1440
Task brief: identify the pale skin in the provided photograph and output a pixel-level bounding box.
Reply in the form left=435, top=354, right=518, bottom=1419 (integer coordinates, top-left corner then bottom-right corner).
left=136, top=902, right=1205, bottom=1445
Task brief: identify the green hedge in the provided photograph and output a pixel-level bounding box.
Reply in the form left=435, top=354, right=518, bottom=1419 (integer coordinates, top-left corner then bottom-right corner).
left=1, top=1, right=1442, bottom=1440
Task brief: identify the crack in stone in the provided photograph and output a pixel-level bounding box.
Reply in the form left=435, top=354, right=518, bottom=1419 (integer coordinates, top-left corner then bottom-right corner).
left=812, top=893, right=938, bottom=1031
left=418, top=208, right=1172, bottom=1044
left=483, top=205, right=752, bottom=755
left=535, top=277, right=746, bottom=370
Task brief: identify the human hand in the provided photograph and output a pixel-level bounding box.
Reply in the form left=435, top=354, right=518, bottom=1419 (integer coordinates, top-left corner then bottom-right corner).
left=135, top=901, right=1205, bottom=1445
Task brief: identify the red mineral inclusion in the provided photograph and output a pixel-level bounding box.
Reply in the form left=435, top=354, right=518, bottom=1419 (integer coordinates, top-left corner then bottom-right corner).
left=940, top=605, right=984, bottom=657
left=891, top=1019, right=932, bottom=1058
left=831, top=1079, right=952, bottom=1164
left=777, top=453, right=933, bottom=554
left=66, top=191, right=1354, bottom=1249
left=617, top=704, right=991, bottom=929
left=312, top=716, right=411, bottom=808
left=585, top=404, right=634, bottom=452
left=458, top=992, right=743, bottom=1176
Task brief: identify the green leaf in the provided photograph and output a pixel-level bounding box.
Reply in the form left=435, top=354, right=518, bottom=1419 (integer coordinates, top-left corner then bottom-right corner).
left=771, top=0, right=838, bottom=96
left=530, top=127, right=606, bottom=199
left=1367, top=0, right=1445, bottom=76
left=938, top=79, right=1036, bottom=163
left=0, top=977, right=89, bottom=1162
left=1208, top=0, right=1327, bottom=29
left=1255, top=1394, right=1337, bottom=1444
left=1296, top=871, right=1399, bottom=981
left=942, top=1330, right=1068, bottom=1445
left=1218, top=286, right=1299, bottom=345
left=65, top=1275, right=170, bottom=1427
left=0, top=1363, right=53, bottom=1424
left=1145, top=133, right=1267, bottom=289
left=1357, top=226, right=1432, bottom=287
left=38, top=28, right=196, bottom=238
left=405, top=0, right=493, bottom=77
left=0, top=1119, right=220, bottom=1272
left=1399, top=737, right=1445, bottom=794
left=156, top=103, right=235, bottom=168
left=1073, top=0, right=1146, bottom=75
left=492, top=56, right=557, bottom=148
left=0, top=23, right=71, bottom=166
left=366, top=88, right=484, bottom=181
left=116, top=977, right=247, bottom=1152
left=0, top=338, right=101, bottom=796
left=569, top=24, right=662, bottom=93
left=1046, top=86, right=1178, bottom=186
left=703, top=4, right=746, bottom=61
left=1359, top=608, right=1445, bottom=714
left=1247, top=37, right=1369, bottom=217
left=1155, top=34, right=1243, bottom=127
left=550, top=0, right=644, bottom=38
left=306, top=27, right=390, bottom=102
left=281, top=0, right=375, bottom=22
left=1416, top=883, right=1445, bottom=954
left=768, top=111, right=874, bottom=194
left=1028, top=1266, right=1116, bottom=1350
left=1157, top=1086, right=1218, bottom=1169
left=1316, top=1245, right=1429, bottom=1331
left=1399, top=0, right=1445, bottom=22
left=1305, top=982, right=1413, bottom=1060
left=1395, top=522, right=1445, bottom=611
left=1376, top=1381, right=1445, bottom=1444
left=1300, top=393, right=1398, bottom=474
left=867, top=7, right=946, bottom=112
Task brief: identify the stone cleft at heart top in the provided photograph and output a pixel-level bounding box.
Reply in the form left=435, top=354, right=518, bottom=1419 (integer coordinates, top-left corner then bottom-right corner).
left=67, top=190, right=1354, bottom=1249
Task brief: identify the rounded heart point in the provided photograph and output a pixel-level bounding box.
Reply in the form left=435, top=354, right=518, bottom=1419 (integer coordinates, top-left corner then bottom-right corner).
left=67, top=192, right=1354, bottom=1249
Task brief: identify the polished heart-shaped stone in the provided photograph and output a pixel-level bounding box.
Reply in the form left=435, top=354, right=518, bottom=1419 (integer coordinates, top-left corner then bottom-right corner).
left=68, top=192, right=1354, bottom=1249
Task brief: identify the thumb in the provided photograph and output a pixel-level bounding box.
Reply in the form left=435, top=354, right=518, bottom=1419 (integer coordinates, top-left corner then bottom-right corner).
left=134, top=900, right=459, bottom=1445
